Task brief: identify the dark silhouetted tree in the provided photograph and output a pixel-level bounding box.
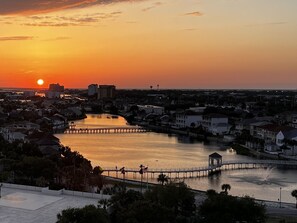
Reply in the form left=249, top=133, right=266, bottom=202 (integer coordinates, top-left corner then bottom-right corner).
left=291, top=189, right=297, bottom=209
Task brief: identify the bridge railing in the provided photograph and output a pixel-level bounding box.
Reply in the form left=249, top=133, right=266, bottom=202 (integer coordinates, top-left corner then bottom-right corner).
left=102, top=160, right=297, bottom=173
left=102, top=166, right=214, bottom=173
left=222, top=160, right=297, bottom=165
left=66, top=127, right=145, bottom=131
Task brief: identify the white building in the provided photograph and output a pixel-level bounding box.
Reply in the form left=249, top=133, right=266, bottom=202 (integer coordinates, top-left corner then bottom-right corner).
left=137, top=105, right=164, bottom=115
left=175, top=110, right=203, bottom=129
left=276, top=128, right=297, bottom=156
left=88, top=84, right=98, bottom=96
left=202, top=114, right=229, bottom=135
left=0, top=121, right=40, bottom=143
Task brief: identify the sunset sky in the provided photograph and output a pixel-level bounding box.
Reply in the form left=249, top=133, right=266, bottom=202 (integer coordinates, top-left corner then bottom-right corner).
left=0, top=0, right=296, bottom=89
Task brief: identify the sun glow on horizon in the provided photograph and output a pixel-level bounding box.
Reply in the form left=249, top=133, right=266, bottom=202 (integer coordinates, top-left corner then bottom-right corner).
left=37, top=79, right=44, bottom=86
left=0, top=0, right=297, bottom=89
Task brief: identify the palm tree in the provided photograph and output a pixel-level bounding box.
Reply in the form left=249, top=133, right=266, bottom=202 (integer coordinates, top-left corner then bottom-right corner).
left=157, top=173, right=169, bottom=185
left=98, top=198, right=111, bottom=210
left=291, top=190, right=297, bottom=208
left=221, top=184, right=231, bottom=195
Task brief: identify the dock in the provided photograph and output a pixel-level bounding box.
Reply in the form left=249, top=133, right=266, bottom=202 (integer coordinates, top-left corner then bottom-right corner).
left=64, top=127, right=150, bottom=134
left=102, top=160, right=297, bottom=179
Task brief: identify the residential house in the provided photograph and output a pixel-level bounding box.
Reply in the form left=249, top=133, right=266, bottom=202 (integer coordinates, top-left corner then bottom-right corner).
left=249, top=121, right=272, bottom=139
left=0, top=127, right=27, bottom=143
left=236, top=117, right=273, bottom=134
left=202, top=114, right=229, bottom=135
left=253, top=124, right=295, bottom=153
left=138, top=105, right=165, bottom=115
left=276, top=129, right=297, bottom=156
left=51, top=114, right=68, bottom=131
left=175, top=110, right=203, bottom=129
left=0, top=121, right=40, bottom=143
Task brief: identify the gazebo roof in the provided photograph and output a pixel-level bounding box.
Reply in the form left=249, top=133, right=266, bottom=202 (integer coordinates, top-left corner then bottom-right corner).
left=209, top=152, right=222, bottom=158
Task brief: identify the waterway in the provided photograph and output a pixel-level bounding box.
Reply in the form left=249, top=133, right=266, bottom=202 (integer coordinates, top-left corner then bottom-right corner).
left=56, top=114, right=297, bottom=203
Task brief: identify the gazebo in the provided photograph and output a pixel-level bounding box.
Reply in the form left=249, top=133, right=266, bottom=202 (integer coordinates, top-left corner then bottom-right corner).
left=208, top=152, right=222, bottom=167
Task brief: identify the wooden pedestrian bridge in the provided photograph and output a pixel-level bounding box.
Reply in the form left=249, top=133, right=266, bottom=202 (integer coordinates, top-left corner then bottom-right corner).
left=102, top=159, right=297, bottom=179
left=64, top=127, right=150, bottom=134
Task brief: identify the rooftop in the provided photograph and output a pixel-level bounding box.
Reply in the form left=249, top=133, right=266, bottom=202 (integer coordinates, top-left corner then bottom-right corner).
left=0, top=184, right=109, bottom=223
left=209, top=152, right=222, bottom=158
left=259, top=124, right=295, bottom=133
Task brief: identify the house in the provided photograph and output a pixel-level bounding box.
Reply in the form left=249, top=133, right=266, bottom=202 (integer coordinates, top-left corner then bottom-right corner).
left=252, top=124, right=295, bottom=154
left=274, top=111, right=297, bottom=126
left=51, top=114, right=68, bottom=131
left=28, top=133, right=61, bottom=156
left=249, top=121, right=272, bottom=139
left=35, top=138, right=61, bottom=156
left=290, top=115, right=297, bottom=128
left=7, top=121, right=40, bottom=131
left=0, top=121, right=40, bottom=142
left=236, top=117, right=273, bottom=134
left=276, top=129, right=297, bottom=156
left=175, top=110, right=203, bottom=129
left=68, top=107, right=83, bottom=117
left=256, top=124, right=294, bottom=144
left=202, top=114, right=229, bottom=135
left=159, top=115, right=172, bottom=126
left=0, top=127, right=27, bottom=143
left=137, top=105, right=165, bottom=115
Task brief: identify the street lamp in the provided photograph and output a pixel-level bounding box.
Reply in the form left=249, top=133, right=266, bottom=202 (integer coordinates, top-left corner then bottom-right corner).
left=119, top=167, right=125, bottom=182
left=139, top=165, right=148, bottom=193
left=139, top=164, right=144, bottom=193
left=0, top=183, right=3, bottom=198
left=146, top=166, right=149, bottom=190
left=279, top=187, right=282, bottom=208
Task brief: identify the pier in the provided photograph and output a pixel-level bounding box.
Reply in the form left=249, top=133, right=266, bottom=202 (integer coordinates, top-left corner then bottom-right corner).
left=64, top=127, right=150, bottom=134
left=102, top=160, right=297, bottom=179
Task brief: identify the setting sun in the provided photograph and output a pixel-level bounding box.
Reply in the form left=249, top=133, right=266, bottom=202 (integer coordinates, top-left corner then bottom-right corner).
left=37, top=79, right=44, bottom=86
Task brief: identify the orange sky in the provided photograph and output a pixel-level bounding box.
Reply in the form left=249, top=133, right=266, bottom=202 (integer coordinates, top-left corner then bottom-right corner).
left=0, top=0, right=296, bottom=89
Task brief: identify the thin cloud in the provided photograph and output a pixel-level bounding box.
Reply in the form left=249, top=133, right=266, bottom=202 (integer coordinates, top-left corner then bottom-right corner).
left=183, top=28, right=199, bottom=31
left=183, top=11, right=203, bottom=17
left=22, top=12, right=122, bottom=27
left=0, top=36, right=34, bottom=41
left=126, top=21, right=137, bottom=24
left=44, top=36, right=72, bottom=41
left=0, top=0, right=139, bottom=15
left=22, top=22, right=85, bottom=27
left=142, top=2, right=162, bottom=12
left=142, top=6, right=154, bottom=12
left=246, top=22, right=288, bottom=27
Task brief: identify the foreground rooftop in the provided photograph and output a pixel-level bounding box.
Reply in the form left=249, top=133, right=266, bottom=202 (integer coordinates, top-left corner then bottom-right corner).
left=0, top=184, right=108, bottom=223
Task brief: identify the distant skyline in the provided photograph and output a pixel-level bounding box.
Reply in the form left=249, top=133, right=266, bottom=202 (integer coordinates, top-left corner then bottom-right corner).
left=0, top=0, right=296, bottom=89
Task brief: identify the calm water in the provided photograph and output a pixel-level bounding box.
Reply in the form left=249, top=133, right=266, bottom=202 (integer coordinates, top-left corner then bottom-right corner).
left=57, top=114, right=297, bottom=203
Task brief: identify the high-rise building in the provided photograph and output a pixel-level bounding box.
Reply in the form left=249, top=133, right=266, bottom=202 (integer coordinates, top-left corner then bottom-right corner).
left=46, top=83, right=64, bottom=99
left=49, top=83, right=64, bottom=92
left=98, top=85, right=116, bottom=99
left=88, top=84, right=98, bottom=96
